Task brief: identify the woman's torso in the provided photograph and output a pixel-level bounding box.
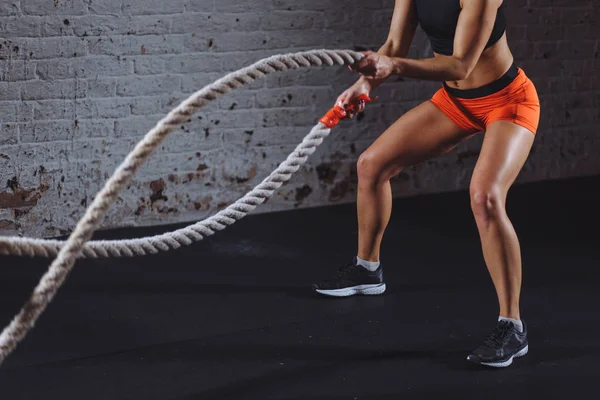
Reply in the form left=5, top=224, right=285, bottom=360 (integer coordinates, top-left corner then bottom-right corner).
left=413, top=0, right=514, bottom=90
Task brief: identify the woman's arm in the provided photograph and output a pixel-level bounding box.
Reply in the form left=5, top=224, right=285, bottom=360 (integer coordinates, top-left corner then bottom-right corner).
left=357, top=0, right=418, bottom=91
left=379, top=0, right=419, bottom=58
left=355, top=0, right=502, bottom=82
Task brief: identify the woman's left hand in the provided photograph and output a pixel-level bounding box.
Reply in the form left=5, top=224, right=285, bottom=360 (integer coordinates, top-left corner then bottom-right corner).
left=350, top=51, right=395, bottom=80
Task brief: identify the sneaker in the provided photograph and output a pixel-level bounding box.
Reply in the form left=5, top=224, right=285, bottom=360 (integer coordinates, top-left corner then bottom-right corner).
left=312, top=257, right=386, bottom=297
left=467, top=319, right=529, bottom=368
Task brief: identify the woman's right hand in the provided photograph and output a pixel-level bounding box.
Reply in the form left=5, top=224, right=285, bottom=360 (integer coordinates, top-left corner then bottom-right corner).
left=335, top=79, right=373, bottom=118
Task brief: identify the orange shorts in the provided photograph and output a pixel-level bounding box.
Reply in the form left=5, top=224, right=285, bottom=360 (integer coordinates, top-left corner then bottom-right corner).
left=431, top=65, right=540, bottom=134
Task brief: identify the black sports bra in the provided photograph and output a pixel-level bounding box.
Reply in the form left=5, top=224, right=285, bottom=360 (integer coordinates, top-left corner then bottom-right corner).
left=413, top=0, right=506, bottom=56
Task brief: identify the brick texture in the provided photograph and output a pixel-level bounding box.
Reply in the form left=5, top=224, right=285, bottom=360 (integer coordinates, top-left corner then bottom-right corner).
left=0, top=0, right=598, bottom=237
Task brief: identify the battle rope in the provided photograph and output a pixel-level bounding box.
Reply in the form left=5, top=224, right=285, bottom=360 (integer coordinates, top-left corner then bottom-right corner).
left=0, top=49, right=366, bottom=365
left=0, top=53, right=372, bottom=259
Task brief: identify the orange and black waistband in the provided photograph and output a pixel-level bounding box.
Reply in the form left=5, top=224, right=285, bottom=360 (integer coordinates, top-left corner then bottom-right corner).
left=442, top=62, right=519, bottom=99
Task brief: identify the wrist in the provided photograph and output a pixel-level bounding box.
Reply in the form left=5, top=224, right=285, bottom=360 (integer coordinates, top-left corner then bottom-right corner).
left=357, top=76, right=379, bottom=93
left=391, top=57, right=405, bottom=76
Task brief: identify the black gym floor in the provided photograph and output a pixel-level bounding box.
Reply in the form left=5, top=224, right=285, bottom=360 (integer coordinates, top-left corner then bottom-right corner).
left=1, top=174, right=599, bottom=399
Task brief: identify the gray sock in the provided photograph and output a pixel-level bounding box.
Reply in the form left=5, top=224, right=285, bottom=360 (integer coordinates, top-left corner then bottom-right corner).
left=498, top=316, right=523, bottom=333
left=356, top=256, right=380, bottom=272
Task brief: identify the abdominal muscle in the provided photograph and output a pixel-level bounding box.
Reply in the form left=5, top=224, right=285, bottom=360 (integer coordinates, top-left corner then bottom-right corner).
left=441, top=33, right=515, bottom=90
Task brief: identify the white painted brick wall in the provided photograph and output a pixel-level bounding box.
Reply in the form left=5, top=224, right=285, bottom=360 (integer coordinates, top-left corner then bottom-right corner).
left=0, top=0, right=599, bottom=237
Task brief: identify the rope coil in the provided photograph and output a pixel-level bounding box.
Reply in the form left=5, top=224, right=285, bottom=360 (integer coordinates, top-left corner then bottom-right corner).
left=0, top=49, right=363, bottom=365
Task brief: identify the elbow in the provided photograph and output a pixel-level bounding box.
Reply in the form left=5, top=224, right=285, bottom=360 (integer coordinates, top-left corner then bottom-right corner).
left=451, top=68, right=469, bottom=81
left=448, top=57, right=474, bottom=81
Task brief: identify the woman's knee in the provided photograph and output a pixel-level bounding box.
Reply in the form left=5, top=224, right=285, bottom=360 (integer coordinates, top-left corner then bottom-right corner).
left=357, top=151, right=403, bottom=183
left=470, top=184, right=505, bottom=221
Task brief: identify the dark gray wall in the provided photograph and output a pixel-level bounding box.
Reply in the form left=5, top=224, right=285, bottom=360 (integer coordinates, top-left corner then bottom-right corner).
left=0, top=0, right=598, bottom=237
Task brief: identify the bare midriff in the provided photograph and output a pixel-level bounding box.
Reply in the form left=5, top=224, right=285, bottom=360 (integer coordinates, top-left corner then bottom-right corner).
left=442, top=33, right=514, bottom=90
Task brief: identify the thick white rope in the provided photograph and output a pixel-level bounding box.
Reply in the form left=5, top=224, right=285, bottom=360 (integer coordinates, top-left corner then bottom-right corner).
left=0, top=49, right=363, bottom=365
left=0, top=51, right=362, bottom=259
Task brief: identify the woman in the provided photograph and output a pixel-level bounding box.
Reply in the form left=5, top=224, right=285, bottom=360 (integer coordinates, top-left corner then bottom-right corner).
left=312, top=0, right=539, bottom=368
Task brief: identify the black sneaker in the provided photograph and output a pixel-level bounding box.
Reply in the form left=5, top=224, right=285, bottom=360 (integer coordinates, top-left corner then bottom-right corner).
left=467, top=319, right=529, bottom=368
left=312, top=257, right=386, bottom=297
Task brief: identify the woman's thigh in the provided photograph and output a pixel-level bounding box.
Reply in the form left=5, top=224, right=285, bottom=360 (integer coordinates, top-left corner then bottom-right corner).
left=470, top=120, right=535, bottom=196
left=359, top=101, right=472, bottom=180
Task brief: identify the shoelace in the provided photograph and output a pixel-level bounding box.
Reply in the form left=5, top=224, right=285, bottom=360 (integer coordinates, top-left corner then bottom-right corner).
left=483, top=321, right=513, bottom=348
left=335, top=263, right=355, bottom=278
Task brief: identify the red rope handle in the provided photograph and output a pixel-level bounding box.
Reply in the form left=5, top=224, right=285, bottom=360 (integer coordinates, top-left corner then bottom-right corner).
left=319, top=94, right=376, bottom=128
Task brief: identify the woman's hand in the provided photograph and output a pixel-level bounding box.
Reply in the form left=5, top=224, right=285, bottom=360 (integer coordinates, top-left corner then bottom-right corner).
left=335, top=79, right=372, bottom=118
left=351, top=51, right=396, bottom=80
